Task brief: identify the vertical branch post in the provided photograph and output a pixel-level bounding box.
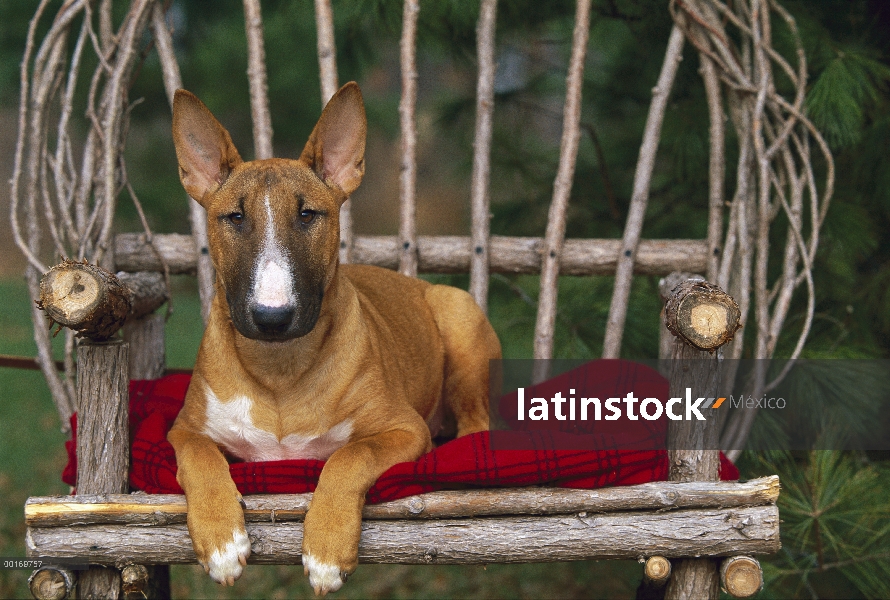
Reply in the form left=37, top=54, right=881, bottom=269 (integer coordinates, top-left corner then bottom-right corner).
left=398, top=0, right=420, bottom=277
left=150, top=3, right=215, bottom=323
left=469, top=0, right=498, bottom=313
left=601, top=25, right=685, bottom=359
left=661, top=277, right=740, bottom=600
left=313, top=0, right=353, bottom=264
left=75, top=339, right=130, bottom=599
left=531, top=0, right=592, bottom=378
left=243, top=0, right=274, bottom=160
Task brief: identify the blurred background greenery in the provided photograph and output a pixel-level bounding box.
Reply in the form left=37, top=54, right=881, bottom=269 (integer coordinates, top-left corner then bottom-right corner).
left=1, top=0, right=889, bottom=597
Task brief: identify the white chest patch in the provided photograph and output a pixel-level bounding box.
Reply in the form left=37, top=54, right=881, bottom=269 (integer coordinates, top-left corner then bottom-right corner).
left=203, top=386, right=352, bottom=462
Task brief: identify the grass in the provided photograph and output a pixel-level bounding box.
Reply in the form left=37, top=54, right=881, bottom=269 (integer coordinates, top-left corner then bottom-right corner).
left=0, top=275, right=645, bottom=599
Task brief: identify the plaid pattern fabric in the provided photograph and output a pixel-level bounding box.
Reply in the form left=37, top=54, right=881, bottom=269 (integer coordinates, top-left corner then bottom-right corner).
left=62, top=368, right=739, bottom=502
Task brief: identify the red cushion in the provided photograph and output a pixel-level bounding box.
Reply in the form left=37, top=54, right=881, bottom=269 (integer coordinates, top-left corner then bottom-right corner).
left=63, top=365, right=739, bottom=502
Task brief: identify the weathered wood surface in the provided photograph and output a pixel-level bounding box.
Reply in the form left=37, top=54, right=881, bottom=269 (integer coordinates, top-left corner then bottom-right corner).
left=720, top=556, right=763, bottom=598
left=38, top=260, right=132, bottom=341
left=663, top=275, right=734, bottom=600
left=75, top=340, right=129, bottom=599
left=114, top=233, right=707, bottom=276
left=123, top=313, right=166, bottom=381
left=26, top=505, right=779, bottom=566
left=28, top=567, right=75, bottom=600
left=663, top=278, right=741, bottom=352
left=115, top=272, right=168, bottom=321
left=25, top=476, right=779, bottom=527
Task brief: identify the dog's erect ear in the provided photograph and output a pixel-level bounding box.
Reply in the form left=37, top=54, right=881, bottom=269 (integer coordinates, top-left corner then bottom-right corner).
left=172, top=90, right=243, bottom=206
left=300, top=82, right=366, bottom=198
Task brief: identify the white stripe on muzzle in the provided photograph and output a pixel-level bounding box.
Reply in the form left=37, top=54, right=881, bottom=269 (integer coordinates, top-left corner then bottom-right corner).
left=252, top=194, right=295, bottom=309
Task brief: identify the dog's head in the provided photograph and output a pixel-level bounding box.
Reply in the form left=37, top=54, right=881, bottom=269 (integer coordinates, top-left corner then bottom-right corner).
left=172, top=83, right=366, bottom=342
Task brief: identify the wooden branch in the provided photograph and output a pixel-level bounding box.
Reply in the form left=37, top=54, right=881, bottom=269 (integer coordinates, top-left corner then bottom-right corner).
left=75, top=338, right=129, bottom=599
left=243, top=0, right=274, bottom=159
left=39, top=259, right=132, bottom=341
left=38, top=261, right=168, bottom=341
left=26, top=504, right=780, bottom=565
left=149, top=3, right=215, bottom=323
left=123, top=313, right=166, bottom=381
left=664, top=279, right=742, bottom=352
left=701, top=52, right=725, bottom=282
left=644, top=556, right=671, bottom=584
left=121, top=564, right=149, bottom=600
left=663, top=276, right=733, bottom=600
left=469, top=0, right=498, bottom=313
left=312, top=0, right=352, bottom=265
left=533, top=0, right=591, bottom=371
left=314, top=0, right=339, bottom=104
left=602, top=25, right=686, bottom=359
left=28, top=566, right=75, bottom=600
left=114, top=232, right=708, bottom=276
left=720, top=556, right=763, bottom=598
left=25, top=476, right=780, bottom=527
left=398, top=0, right=420, bottom=277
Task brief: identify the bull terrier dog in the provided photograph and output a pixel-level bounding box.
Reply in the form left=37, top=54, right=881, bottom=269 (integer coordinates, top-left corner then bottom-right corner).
left=169, top=82, right=501, bottom=595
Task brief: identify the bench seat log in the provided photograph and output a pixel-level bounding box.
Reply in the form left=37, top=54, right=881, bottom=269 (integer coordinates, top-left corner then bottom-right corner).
left=26, top=504, right=779, bottom=566
left=25, top=477, right=779, bottom=527
left=115, top=233, right=707, bottom=276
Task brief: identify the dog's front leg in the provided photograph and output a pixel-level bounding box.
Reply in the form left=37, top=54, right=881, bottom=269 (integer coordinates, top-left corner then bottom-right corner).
left=302, top=423, right=430, bottom=595
left=168, top=428, right=251, bottom=585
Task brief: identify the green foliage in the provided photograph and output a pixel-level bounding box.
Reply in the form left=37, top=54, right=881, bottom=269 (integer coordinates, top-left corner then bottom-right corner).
left=807, top=51, right=890, bottom=149
left=751, top=451, right=890, bottom=599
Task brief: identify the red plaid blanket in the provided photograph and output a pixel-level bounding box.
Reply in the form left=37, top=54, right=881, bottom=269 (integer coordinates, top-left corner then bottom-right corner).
left=63, top=365, right=738, bottom=503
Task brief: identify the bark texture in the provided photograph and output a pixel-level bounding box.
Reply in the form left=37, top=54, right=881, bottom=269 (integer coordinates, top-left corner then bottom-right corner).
left=664, top=279, right=742, bottom=352
left=74, top=340, right=129, bottom=599
left=25, top=476, right=780, bottom=527
left=720, top=556, right=763, bottom=598
left=26, top=505, right=779, bottom=565
left=114, top=233, right=707, bottom=276
left=38, top=260, right=131, bottom=341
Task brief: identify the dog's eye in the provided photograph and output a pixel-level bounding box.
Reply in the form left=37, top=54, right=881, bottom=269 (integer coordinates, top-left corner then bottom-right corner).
left=228, top=212, right=244, bottom=226
left=299, top=210, right=316, bottom=225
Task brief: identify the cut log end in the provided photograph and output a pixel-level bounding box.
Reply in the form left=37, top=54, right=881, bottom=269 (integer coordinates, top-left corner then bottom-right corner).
left=664, top=279, right=741, bottom=351
left=121, top=564, right=149, bottom=599
left=38, top=260, right=131, bottom=341
left=644, top=555, right=672, bottom=582
left=721, top=556, right=763, bottom=598
left=29, top=567, right=75, bottom=600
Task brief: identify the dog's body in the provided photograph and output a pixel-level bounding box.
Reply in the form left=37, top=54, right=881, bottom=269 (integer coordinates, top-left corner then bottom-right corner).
left=169, top=83, right=500, bottom=594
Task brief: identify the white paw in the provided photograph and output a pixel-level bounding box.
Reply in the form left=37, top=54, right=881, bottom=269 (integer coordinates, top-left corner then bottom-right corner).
left=302, top=552, right=345, bottom=595
left=204, top=530, right=251, bottom=586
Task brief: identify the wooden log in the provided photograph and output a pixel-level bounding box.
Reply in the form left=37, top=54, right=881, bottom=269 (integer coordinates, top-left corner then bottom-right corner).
left=26, top=505, right=780, bottom=566
left=663, top=279, right=741, bottom=352
left=29, top=566, right=75, bottom=600
left=644, top=556, right=671, bottom=584
left=120, top=564, right=148, bottom=600
left=115, top=272, right=168, bottom=321
left=38, top=261, right=168, bottom=342
left=38, top=260, right=131, bottom=341
left=636, top=555, right=672, bottom=600
left=120, top=302, right=170, bottom=598
left=123, top=313, right=166, bottom=381
left=24, top=476, right=780, bottom=527
left=114, top=233, right=708, bottom=276
left=720, top=556, right=763, bottom=598
left=663, top=276, right=740, bottom=600
left=75, top=340, right=129, bottom=599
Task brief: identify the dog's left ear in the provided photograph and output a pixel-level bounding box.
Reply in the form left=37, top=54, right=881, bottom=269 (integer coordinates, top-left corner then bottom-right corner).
left=300, top=82, right=366, bottom=198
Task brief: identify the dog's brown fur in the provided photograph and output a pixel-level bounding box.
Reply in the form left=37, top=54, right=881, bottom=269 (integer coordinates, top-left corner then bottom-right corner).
left=168, top=82, right=501, bottom=594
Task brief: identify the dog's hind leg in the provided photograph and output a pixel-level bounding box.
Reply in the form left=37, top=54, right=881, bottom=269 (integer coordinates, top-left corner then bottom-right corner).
left=425, top=285, right=502, bottom=437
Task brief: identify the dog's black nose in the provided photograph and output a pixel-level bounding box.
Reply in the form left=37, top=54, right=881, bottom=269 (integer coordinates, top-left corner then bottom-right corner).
left=251, top=305, right=295, bottom=335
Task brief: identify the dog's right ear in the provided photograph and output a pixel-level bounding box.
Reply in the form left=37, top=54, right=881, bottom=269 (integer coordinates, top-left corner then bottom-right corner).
left=172, top=90, right=243, bottom=206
